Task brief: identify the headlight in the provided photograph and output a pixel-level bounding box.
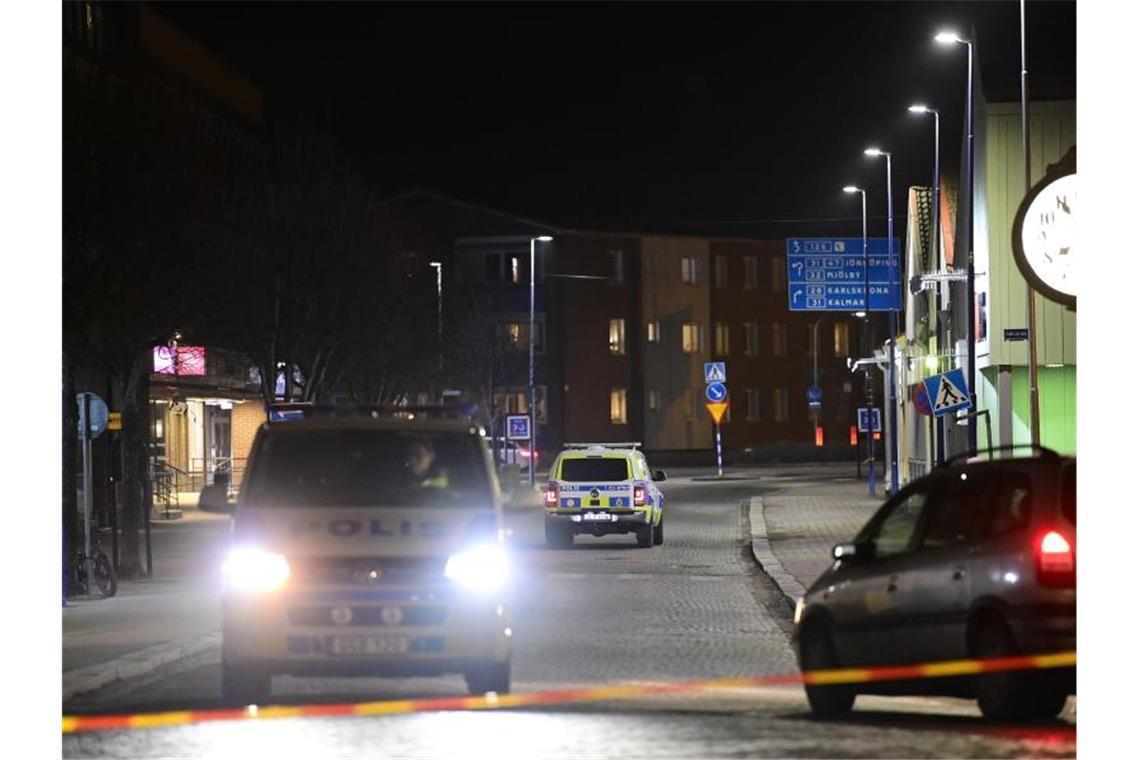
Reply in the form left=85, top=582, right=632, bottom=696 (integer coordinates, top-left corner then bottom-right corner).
left=793, top=596, right=806, bottom=625
left=444, top=544, right=509, bottom=592
left=222, top=548, right=290, bottom=592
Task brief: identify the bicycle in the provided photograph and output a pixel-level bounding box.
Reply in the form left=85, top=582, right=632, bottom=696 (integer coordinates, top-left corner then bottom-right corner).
left=74, top=536, right=117, bottom=598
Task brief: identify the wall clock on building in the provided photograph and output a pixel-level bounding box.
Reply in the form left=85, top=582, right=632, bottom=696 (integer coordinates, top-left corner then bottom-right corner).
left=1011, top=147, right=1076, bottom=309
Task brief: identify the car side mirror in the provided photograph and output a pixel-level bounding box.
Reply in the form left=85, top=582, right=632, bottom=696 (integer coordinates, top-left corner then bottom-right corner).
left=198, top=483, right=234, bottom=514
left=653, top=470, right=668, bottom=482
left=832, top=541, right=871, bottom=562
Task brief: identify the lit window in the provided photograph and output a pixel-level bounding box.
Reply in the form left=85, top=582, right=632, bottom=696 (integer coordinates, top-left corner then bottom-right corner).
left=682, top=257, right=700, bottom=285
left=507, top=323, right=524, bottom=347
left=648, top=389, right=660, bottom=412
left=682, top=323, right=702, bottom=354
left=609, top=318, right=626, bottom=355
left=773, top=387, right=789, bottom=422
left=510, top=256, right=522, bottom=284
left=772, top=323, right=787, bottom=356
left=771, top=257, right=786, bottom=292
left=743, top=322, right=759, bottom=356
left=714, top=255, right=728, bottom=289
left=647, top=321, right=660, bottom=343
left=610, top=388, right=628, bottom=424
left=834, top=323, right=850, bottom=356
left=744, top=256, right=758, bottom=290
left=714, top=323, right=730, bottom=356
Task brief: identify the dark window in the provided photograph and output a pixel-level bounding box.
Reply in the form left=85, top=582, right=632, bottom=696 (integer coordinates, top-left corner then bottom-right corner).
left=484, top=253, right=501, bottom=282
left=559, top=458, right=630, bottom=482
left=1061, top=463, right=1076, bottom=525
left=244, top=430, right=489, bottom=508
left=983, top=471, right=1034, bottom=537
left=920, top=472, right=995, bottom=549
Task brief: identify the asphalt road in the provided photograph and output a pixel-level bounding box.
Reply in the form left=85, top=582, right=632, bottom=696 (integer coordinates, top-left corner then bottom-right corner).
left=63, top=469, right=1076, bottom=759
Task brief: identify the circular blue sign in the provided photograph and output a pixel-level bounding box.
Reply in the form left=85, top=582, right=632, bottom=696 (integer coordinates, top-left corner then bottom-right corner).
left=806, top=385, right=823, bottom=403
left=705, top=382, right=728, bottom=402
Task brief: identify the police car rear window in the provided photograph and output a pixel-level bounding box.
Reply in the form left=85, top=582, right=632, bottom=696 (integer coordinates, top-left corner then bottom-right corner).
left=560, top=458, right=629, bottom=482
left=243, top=430, right=489, bottom=507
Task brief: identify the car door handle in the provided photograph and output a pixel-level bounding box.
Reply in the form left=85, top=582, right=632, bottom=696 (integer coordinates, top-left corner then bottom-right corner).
left=886, top=576, right=899, bottom=593
left=952, top=568, right=965, bottom=581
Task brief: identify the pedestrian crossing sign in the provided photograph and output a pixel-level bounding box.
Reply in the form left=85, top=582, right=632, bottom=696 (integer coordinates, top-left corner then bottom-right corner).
left=922, top=368, right=972, bottom=417
left=704, top=362, right=726, bottom=384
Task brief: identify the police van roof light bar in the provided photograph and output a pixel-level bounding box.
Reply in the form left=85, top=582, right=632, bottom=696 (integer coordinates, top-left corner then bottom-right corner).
left=562, top=442, right=643, bottom=450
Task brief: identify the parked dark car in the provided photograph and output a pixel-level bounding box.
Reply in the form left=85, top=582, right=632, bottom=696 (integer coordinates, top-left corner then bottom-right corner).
left=792, top=448, right=1076, bottom=721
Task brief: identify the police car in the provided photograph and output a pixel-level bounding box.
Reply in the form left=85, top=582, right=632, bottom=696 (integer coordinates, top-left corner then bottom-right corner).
left=199, top=406, right=513, bottom=704
left=543, top=442, right=667, bottom=548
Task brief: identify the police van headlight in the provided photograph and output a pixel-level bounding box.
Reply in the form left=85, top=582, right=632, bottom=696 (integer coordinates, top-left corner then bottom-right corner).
left=222, top=548, right=291, bottom=592
left=444, top=544, right=509, bottom=592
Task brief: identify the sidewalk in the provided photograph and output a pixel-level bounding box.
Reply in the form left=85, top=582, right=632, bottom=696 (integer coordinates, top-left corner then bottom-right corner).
left=748, top=477, right=884, bottom=606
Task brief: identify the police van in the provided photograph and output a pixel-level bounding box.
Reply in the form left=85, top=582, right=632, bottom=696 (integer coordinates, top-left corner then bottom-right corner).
left=543, top=442, right=667, bottom=548
left=199, top=406, right=512, bottom=703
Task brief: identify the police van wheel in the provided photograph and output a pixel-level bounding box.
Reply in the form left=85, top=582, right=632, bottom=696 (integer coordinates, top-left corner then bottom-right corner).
left=221, top=662, right=271, bottom=705
left=545, top=520, right=573, bottom=549
left=636, top=522, right=654, bottom=548
left=465, top=660, right=511, bottom=695
left=653, top=515, right=664, bottom=545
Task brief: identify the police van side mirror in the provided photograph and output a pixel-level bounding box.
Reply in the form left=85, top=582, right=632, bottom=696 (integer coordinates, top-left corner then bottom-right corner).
left=832, top=541, right=870, bottom=562
left=198, top=484, right=235, bottom=514
left=653, top=470, right=667, bottom=482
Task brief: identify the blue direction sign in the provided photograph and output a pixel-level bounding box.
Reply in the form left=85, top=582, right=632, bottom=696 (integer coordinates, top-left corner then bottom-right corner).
left=706, top=382, right=728, bottom=402
left=786, top=237, right=901, bottom=312
left=922, top=368, right=972, bottom=417
left=857, top=407, right=882, bottom=433
left=806, top=385, right=823, bottom=403
left=506, top=414, right=532, bottom=441
left=704, top=362, right=726, bottom=384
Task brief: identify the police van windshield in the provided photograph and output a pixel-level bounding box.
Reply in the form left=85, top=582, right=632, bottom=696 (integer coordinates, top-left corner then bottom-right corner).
left=243, top=430, right=489, bottom=507
left=560, top=457, right=630, bottom=482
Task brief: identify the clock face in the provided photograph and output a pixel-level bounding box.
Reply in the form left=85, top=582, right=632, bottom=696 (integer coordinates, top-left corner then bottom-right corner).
left=1019, top=173, right=1076, bottom=300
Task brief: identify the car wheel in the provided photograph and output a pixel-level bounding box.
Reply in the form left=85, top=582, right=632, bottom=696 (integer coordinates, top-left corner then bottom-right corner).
left=544, top=520, right=573, bottom=549
left=221, top=661, right=271, bottom=705
left=652, top=513, right=664, bottom=545
left=800, top=622, right=855, bottom=718
left=636, top=521, right=654, bottom=548
left=465, top=660, right=511, bottom=695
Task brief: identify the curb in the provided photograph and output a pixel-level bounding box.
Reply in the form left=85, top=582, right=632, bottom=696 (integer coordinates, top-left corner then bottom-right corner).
left=63, top=632, right=221, bottom=702
left=746, top=496, right=806, bottom=609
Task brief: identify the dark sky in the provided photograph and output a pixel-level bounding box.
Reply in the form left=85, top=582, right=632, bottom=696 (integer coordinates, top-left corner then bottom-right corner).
left=157, top=1, right=1076, bottom=237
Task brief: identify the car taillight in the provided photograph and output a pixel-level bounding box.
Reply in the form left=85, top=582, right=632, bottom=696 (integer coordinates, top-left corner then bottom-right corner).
left=545, top=484, right=559, bottom=508
left=1036, top=529, right=1075, bottom=586
left=633, top=484, right=647, bottom=507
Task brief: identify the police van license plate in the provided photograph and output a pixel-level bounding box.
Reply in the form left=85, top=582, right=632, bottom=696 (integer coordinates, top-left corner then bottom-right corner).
left=329, top=635, right=408, bottom=656
left=583, top=512, right=614, bottom=521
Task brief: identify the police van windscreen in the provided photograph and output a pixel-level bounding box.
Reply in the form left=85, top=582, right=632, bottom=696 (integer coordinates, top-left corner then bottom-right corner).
left=243, top=430, right=489, bottom=507
left=559, top=457, right=630, bottom=482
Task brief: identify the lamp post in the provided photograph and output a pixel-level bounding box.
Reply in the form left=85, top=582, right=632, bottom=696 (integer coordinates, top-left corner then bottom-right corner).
left=936, top=29, right=977, bottom=455
left=844, top=185, right=875, bottom=497
left=864, top=147, right=899, bottom=494
left=908, top=104, right=945, bottom=464
left=529, top=235, right=553, bottom=487
left=429, top=261, right=443, bottom=372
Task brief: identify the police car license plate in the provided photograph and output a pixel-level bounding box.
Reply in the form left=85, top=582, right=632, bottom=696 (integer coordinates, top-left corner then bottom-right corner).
left=329, top=635, right=408, bottom=656
left=583, top=512, right=613, bottom=521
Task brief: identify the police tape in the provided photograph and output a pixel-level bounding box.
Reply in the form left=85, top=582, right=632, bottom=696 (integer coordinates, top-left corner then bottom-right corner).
left=62, top=650, right=1075, bottom=734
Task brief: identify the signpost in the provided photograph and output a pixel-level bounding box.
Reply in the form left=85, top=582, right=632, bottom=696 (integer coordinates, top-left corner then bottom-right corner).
left=703, top=363, right=728, bottom=477
left=506, top=414, right=531, bottom=441
left=857, top=407, right=881, bottom=497
left=76, top=392, right=110, bottom=597
left=785, top=237, right=901, bottom=312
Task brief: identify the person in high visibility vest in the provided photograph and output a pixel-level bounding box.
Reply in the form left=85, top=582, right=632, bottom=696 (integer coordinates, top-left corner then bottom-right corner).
left=405, top=438, right=449, bottom=489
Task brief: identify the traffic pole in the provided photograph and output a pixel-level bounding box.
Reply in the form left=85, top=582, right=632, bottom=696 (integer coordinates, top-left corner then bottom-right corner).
left=715, top=424, right=723, bottom=478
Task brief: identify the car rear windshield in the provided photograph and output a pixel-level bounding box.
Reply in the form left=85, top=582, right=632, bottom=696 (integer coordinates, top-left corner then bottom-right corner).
left=243, top=429, right=489, bottom=508
left=560, top=457, right=630, bottom=482
left=1061, top=462, right=1076, bottom=525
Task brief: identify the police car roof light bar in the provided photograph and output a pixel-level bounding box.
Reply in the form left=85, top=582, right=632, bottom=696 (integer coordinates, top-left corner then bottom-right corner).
left=562, top=442, right=643, bottom=450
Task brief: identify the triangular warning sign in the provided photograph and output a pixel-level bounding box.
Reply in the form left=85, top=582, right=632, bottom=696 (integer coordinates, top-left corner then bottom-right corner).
left=932, top=375, right=968, bottom=411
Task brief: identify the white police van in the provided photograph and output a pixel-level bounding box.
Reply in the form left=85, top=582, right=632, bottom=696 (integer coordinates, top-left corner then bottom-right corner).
left=543, top=442, right=667, bottom=548
left=199, top=406, right=512, bottom=703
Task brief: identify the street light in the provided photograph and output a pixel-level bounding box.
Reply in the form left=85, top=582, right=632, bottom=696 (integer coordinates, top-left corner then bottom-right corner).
left=908, top=103, right=945, bottom=463
left=844, top=185, right=875, bottom=497
left=864, top=147, right=900, bottom=494
left=936, top=29, right=977, bottom=455
left=529, top=235, right=554, bottom=487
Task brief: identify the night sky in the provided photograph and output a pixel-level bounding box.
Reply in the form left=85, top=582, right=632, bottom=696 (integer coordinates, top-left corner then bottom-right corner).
left=157, top=1, right=1076, bottom=237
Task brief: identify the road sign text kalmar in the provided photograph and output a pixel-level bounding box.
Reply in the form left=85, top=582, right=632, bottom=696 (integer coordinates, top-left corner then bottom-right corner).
left=706, top=401, right=728, bottom=425
left=785, top=237, right=901, bottom=312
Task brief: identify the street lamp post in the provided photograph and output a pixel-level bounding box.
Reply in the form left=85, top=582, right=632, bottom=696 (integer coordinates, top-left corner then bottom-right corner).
left=909, top=104, right=945, bottom=464
left=844, top=185, right=875, bottom=497
left=864, top=147, right=899, bottom=494
left=936, top=30, right=978, bottom=455
left=429, top=261, right=443, bottom=372
left=529, top=235, right=553, bottom=487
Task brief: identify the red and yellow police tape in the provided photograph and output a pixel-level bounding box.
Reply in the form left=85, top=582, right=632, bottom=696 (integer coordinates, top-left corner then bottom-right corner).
left=62, top=650, right=1075, bottom=734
